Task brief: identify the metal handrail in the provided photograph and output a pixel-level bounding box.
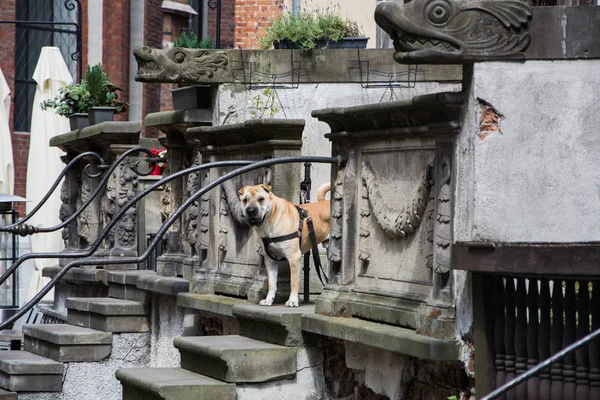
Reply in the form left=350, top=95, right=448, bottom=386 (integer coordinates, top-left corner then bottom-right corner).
left=0, top=155, right=341, bottom=330
left=481, top=325, right=600, bottom=399
left=0, top=151, right=104, bottom=232
left=0, top=159, right=254, bottom=289
left=0, top=148, right=161, bottom=236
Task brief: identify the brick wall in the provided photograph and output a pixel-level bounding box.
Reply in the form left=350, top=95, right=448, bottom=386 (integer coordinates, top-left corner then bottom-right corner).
left=103, top=0, right=130, bottom=122
left=233, top=0, right=284, bottom=49
left=207, top=0, right=235, bottom=48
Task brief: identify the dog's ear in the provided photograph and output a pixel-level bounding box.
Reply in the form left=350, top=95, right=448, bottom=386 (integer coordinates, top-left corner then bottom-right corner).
left=238, top=187, right=246, bottom=197
left=261, top=184, right=272, bottom=193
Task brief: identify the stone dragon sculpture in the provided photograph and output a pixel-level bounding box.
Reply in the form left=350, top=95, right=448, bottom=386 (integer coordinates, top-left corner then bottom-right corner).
left=134, top=46, right=229, bottom=83
left=375, top=0, right=532, bottom=63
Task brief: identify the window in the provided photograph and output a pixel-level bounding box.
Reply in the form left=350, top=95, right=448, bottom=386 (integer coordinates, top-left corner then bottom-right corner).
left=14, top=0, right=78, bottom=132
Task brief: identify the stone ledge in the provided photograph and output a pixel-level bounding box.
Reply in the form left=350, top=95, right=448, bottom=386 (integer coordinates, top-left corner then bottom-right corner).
left=107, top=270, right=157, bottom=285
left=50, top=121, right=142, bottom=152
left=145, top=109, right=212, bottom=136
left=301, top=314, right=460, bottom=361
left=0, top=388, right=16, bottom=400
left=0, top=351, right=63, bottom=375
left=66, top=297, right=148, bottom=315
left=176, top=293, right=247, bottom=317
left=43, top=266, right=108, bottom=285
left=22, top=324, right=112, bottom=345
left=116, top=367, right=236, bottom=400
left=173, top=335, right=296, bottom=383
left=232, top=303, right=314, bottom=347
left=136, top=274, right=190, bottom=296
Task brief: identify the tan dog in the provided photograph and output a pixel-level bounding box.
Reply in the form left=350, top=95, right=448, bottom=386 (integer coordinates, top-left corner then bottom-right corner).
left=239, top=183, right=331, bottom=307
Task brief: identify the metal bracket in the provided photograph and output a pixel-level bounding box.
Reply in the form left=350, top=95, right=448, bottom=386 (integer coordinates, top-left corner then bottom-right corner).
left=347, top=48, right=423, bottom=89
left=232, top=48, right=314, bottom=90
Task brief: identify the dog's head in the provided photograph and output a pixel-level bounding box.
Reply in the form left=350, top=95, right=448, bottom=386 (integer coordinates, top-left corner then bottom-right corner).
left=238, top=184, right=273, bottom=226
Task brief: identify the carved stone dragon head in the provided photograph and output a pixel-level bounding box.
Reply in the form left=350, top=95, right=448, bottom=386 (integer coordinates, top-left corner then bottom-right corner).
left=375, top=0, right=532, bottom=64
left=134, top=46, right=229, bottom=83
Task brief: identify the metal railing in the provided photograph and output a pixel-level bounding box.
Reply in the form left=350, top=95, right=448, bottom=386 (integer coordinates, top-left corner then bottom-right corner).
left=0, top=154, right=342, bottom=330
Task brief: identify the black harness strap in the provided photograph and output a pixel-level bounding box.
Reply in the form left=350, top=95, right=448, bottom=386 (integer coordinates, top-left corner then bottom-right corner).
left=306, top=217, right=329, bottom=285
left=261, top=206, right=329, bottom=285
left=261, top=206, right=307, bottom=261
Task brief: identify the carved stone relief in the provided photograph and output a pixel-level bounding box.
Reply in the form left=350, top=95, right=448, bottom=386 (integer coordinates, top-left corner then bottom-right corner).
left=360, top=160, right=433, bottom=239
left=100, top=171, right=117, bottom=248
left=77, top=175, right=93, bottom=248
left=328, top=167, right=345, bottom=264
left=59, top=177, right=73, bottom=245
left=134, top=46, right=229, bottom=83
left=185, top=151, right=202, bottom=257
left=198, top=171, right=210, bottom=254
left=375, top=0, right=532, bottom=63
left=116, top=160, right=138, bottom=249
left=434, top=156, right=452, bottom=273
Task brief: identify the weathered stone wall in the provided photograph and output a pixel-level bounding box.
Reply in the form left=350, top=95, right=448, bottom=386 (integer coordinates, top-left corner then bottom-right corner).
left=214, top=82, right=460, bottom=202
left=454, top=60, right=600, bottom=243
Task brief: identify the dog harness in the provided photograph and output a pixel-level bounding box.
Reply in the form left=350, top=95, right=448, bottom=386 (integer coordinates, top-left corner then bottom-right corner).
left=261, top=205, right=328, bottom=284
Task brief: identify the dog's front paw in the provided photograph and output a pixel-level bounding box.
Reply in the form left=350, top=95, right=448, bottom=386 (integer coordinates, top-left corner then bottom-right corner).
left=285, top=298, right=299, bottom=307
left=259, top=298, right=274, bottom=306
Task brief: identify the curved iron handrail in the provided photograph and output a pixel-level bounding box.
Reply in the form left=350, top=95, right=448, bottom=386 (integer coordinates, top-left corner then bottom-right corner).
left=1, top=148, right=157, bottom=236
left=0, top=159, right=255, bottom=289
left=0, top=151, right=104, bottom=232
left=481, top=325, right=600, bottom=399
left=0, top=155, right=341, bottom=330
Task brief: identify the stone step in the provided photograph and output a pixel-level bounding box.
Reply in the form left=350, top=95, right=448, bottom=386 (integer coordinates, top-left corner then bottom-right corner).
left=23, top=323, right=112, bottom=362
left=232, top=303, right=315, bottom=347
left=0, top=388, right=16, bottom=400
left=66, top=297, right=149, bottom=333
left=116, top=367, right=235, bottom=400
left=107, top=270, right=156, bottom=303
left=173, top=335, right=296, bottom=383
left=0, top=351, right=63, bottom=392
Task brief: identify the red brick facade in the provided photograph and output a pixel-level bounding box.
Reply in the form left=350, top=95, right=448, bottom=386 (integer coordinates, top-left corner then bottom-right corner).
left=233, top=0, right=284, bottom=49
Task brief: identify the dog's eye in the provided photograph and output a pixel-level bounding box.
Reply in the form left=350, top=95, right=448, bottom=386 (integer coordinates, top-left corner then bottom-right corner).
left=257, top=197, right=264, bottom=202
left=242, top=198, right=248, bottom=204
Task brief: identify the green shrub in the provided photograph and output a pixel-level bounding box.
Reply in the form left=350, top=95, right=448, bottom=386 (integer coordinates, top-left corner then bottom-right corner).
left=174, top=31, right=215, bottom=49
left=40, top=83, right=91, bottom=117
left=260, top=10, right=363, bottom=49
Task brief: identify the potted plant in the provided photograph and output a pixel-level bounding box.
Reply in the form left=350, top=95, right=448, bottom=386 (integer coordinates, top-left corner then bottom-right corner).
left=260, top=10, right=368, bottom=50
left=40, top=83, right=91, bottom=131
left=170, top=31, right=214, bottom=110
left=84, top=64, right=128, bottom=125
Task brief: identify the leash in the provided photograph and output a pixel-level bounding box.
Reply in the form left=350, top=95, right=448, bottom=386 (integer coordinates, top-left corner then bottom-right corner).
left=261, top=206, right=329, bottom=285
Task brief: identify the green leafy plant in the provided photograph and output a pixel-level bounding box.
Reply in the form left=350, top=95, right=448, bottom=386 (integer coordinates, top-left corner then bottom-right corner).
left=260, top=10, right=363, bottom=49
left=40, top=64, right=128, bottom=116
left=40, top=83, right=91, bottom=117
left=174, top=31, right=214, bottom=49
left=249, top=88, right=280, bottom=119
left=83, top=64, right=128, bottom=113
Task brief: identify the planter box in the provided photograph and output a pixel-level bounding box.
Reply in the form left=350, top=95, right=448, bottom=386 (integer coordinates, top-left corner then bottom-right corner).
left=88, top=107, right=116, bottom=126
left=170, top=85, right=211, bottom=110
left=68, top=113, right=90, bottom=131
left=274, top=37, right=369, bottom=49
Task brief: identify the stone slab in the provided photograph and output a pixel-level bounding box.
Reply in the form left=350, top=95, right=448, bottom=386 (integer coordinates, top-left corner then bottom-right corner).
left=0, top=371, right=63, bottom=392
left=232, top=303, right=314, bottom=347
left=301, top=314, right=460, bottom=361
left=42, top=266, right=108, bottom=284
left=108, top=283, right=149, bottom=303
left=136, top=274, right=189, bottom=296
left=66, top=297, right=148, bottom=315
left=23, top=324, right=112, bottom=345
left=116, top=367, right=236, bottom=400
left=173, top=335, right=296, bottom=383
left=176, top=293, right=246, bottom=317
left=67, top=309, right=150, bottom=333
left=50, top=121, right=142, bottom=152
left=107, top=270, right=156, bottom=285
left=0, top=388, right=16, bottom=400
left=0, top=351, right=64, bottom=375
left=24, top=336, right=112, bottom=362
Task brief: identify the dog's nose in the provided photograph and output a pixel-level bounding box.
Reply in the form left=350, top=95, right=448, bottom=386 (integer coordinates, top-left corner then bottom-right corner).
left=246, top=205, right=258, bottom=217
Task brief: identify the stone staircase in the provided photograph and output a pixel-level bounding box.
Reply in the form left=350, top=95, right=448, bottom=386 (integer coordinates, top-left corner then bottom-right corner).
left=0, top=268, right=188, bottom=397
left=116, top=299, right=324, bottom=400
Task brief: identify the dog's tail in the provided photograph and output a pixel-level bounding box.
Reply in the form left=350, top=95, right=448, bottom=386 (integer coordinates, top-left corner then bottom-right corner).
left=317, top=183, right=331, bottom=202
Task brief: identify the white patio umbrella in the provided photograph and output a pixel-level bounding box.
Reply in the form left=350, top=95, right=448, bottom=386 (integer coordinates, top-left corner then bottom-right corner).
left=0, top=67, right=13, bottom=196
left=26, top=46, right=73, bottom=300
